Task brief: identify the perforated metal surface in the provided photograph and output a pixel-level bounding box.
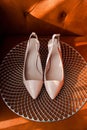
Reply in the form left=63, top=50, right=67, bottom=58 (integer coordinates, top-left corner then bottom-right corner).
left=0, top=38, right=87, bottom=122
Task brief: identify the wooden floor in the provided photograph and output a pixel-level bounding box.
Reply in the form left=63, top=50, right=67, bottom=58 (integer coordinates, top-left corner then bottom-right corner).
left=0, top=36, right=87, bottom=130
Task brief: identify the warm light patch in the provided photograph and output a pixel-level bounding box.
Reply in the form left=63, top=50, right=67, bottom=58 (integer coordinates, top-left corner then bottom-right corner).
left=0, top=117, right=29, bottom=129
left=75, top=42, right=87, bottom=46
left=35, top=129, right=42, bottom=130
left=29, top=0, right=64, bottom=18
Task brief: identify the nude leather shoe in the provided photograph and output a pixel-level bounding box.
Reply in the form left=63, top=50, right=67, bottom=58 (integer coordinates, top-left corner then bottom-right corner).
left=44, top=34, right=64, bottom=99
left=23, top=32, right=43, bottom=99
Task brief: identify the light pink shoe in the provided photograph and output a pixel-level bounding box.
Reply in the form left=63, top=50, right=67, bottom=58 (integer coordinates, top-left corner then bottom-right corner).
left=44, top=34, right=64, bottom=99
left=23, top=32, right=43, bottom=99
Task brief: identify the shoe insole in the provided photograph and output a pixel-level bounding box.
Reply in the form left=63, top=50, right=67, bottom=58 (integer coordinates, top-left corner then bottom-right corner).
left=46, top=44, right=63, bottom=81
left=25, top=39, right=42, bottom=80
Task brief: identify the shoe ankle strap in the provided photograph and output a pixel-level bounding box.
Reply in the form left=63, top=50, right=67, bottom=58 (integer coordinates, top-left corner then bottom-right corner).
left=29, top=32, right=40, bottom=51
left=52, top=34, right=60, bottom=41
left=52, top=34, right=61, bottom=52
left=29, top=32, right=38, bottom=39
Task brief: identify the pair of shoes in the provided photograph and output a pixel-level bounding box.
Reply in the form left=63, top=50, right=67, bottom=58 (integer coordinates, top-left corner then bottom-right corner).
left=23, top=32, right=64, bottom=99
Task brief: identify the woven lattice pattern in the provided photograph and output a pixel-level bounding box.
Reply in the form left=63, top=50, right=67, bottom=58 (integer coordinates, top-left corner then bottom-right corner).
left=0, top=38, right=87, bottom=122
